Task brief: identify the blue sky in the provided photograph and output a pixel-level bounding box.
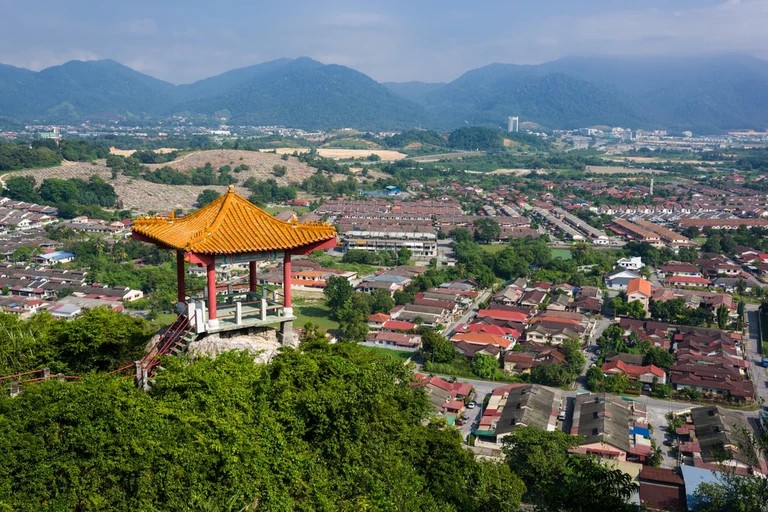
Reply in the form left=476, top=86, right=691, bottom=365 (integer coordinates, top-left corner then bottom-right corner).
left=1, top=0, right=766, bottom=83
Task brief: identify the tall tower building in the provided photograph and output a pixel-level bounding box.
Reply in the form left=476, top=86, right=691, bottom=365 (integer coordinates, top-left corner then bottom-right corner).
left=507, top=116, right=519, bottom=133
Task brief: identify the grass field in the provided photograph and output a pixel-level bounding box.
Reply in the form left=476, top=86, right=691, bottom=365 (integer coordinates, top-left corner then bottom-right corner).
left=262, top=205, right=310, bottom=216
left=480, top=244, right=507, bottom=255
left=359, top=346, right=418, bottom=362
left=149, top=312, right=177, bottom=330
left=551, top=248, right=573, bottom=260
left=293, top=302, right=339, bottom=331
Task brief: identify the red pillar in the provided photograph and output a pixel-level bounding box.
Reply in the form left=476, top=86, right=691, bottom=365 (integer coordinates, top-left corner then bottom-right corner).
left=283, top=252, right=292, bottom=310
left=176, top=250, right=186, bottom=303
left=207, top=262, right=217, bottom=322
left=249, top=261, right=258, bottom=293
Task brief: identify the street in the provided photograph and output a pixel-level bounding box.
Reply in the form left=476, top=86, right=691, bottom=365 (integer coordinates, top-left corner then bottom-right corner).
left=575, top=315, right=613, bottom=391
left=745, top=307, right=767, bottom=406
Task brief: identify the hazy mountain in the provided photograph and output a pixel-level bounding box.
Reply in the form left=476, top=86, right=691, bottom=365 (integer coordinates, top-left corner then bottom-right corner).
left=0, top=60, right=176, bottom=122
left=406, top=64, right=641, bottom=129
left=1, top=54, right=767, bottom=132
left=176, top=57, right=307, bottom=101
left=381, top=81, right=446, bottom=105
left=175, top=57, right=426, bottom=130
left=399, top=54, right=768, bottom=132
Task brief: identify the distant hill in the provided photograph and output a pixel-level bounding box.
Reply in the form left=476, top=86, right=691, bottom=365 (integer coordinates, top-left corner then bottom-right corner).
left=175, top=58, right=426, bottom=130
left=0, top=60, right=176, bottom=122
left=392, top=54, right=768, bottom=132
left=1, top=54, right=768, bottom=132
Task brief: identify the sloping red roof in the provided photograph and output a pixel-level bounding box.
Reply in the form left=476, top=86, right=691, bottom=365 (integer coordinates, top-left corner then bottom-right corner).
left=451, top=332, right=513, bottom=349
left=465, top=323, right=521, bottom=338
left=639, top=467, right=684, bottom=485
left=382, top=320, right=416, bottom=331
left=602, top=359, right=665, bottom=379
left=627, top=277, right=652, bottom=297
left=476, top=309, right=528, bottom=323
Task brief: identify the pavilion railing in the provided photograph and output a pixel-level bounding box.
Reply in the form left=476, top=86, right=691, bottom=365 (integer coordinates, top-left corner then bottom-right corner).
left=188, top=285, right=292, bottom=329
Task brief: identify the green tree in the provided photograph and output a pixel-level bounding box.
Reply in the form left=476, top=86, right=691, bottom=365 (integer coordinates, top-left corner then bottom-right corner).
left=396, top=246, right=412, bottom=266
left=625, top=299, right=646, bottom=319
left=196, top=189, right=221, bottom=207
left=448, top=227, right=473, bottom=244
left=420, top=330, right=457, bottom=363
left=586, top=365, right=605, bottom=391
left=530, top=363, right=572, bottom=387
left=323, top=276, right=354, bottom=319
left=369, top=289, right=395, bottom=315
left=471, top=353, right=498, bottom=379
left=502, top=427, right=637, bottom=512
left=694, top=473, right=768, bottom=512
left=643, top=347, right=674, bottom=369
left=716, top=304, right=730, bottom=330
left=2, top=175, right=40, bottom=202
left=561, top=338, right=586, bottom=376
left=473, top=218, right=501, bottom=244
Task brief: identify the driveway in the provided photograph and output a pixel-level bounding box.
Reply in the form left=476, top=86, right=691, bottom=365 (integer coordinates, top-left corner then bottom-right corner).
left=575, top=315, right=613, bottom=391
left=443, top=289, right=492, bottom=337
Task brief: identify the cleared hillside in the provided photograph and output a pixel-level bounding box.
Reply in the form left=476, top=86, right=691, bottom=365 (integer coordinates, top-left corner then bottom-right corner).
left=12, top=150, right=318, bottom=212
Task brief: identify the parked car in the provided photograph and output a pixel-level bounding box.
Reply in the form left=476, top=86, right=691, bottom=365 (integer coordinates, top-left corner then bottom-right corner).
left=467, top=401, right=476, bottom=409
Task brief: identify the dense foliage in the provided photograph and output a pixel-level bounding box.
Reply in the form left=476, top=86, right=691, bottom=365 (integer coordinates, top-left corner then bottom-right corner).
left=0, top=139, right=109, bottom=171
left=0, top=308, right=151, bottom=376
left=502, top=427, right=638, bottom=512
left=0, top=345, right=523, bottom=511
left=2, top=174, right=118, bottom=218
left=448, top=127, right=504, bottom=151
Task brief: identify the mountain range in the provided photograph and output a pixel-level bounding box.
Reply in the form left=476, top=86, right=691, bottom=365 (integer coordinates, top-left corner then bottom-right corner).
left=1, top=54, right=768, bottom=133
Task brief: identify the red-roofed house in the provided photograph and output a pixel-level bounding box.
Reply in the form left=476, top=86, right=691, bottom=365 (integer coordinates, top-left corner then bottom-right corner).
left=368, top=313, right=390, bottom=331
left=464, top=323, right=521, bottom=339
left=664, top=275, right=712, bottom=288
left=627, top=277, right=652, bottom=313
left=602, top=359, right=667, bottom=384
left=382, top=320, right=417, bottom=332
left=451, top=331, right=514, bottom=350
left=476, top=309, right=528, bottom=324
left=370, top=331, right=421, bottom=350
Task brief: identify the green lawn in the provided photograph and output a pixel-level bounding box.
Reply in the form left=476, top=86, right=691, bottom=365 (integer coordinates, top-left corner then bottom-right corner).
left=262, top=205, right=310, bottom=216
left=359, top=346, right=417, bottom=362
left=293, top=302, right=339, bottom=331
left=149, top=312, right=178, bottom=330
left=480, top=244, right=507, bottom=255
left=551, top=248, right=573, bottom=260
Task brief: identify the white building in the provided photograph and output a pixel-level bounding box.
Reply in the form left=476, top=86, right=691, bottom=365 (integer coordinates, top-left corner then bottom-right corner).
left=616, top=257, right=644, bottom=271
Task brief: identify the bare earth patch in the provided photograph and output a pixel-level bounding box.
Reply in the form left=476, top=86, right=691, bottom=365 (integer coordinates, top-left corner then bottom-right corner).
left=586, top=165, right=667, bottom=175
left=109, top=147, right=178, bottom=156
left=12, top=150, right=319, bottom=213
left=260, top=148, right=406, bottom=161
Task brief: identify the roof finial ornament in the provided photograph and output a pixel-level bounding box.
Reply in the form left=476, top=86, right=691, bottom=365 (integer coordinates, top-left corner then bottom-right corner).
left=228, top=185, right=235, bottom=193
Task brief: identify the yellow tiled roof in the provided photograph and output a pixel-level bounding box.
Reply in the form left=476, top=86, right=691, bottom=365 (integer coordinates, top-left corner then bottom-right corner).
left=132, top=187, right=336, bottom=254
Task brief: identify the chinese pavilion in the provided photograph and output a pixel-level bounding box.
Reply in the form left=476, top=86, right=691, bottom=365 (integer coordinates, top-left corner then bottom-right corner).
left=132, top=186, right=337, bottom=343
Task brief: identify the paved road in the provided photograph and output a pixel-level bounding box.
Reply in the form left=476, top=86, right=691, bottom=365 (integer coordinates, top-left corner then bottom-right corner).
left=443, top=289, right=492, bottom=337
left=745, top=306, right=767, bottom=406
left=575, top=315, right=614, bottom=391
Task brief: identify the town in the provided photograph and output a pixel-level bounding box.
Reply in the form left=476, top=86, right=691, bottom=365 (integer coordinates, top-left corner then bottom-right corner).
left=2, top=123, right=768, bottom=509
